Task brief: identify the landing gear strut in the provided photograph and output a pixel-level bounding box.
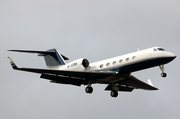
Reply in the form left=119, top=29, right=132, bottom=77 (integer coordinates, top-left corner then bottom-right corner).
left=159, top=65, right=167, bottom=77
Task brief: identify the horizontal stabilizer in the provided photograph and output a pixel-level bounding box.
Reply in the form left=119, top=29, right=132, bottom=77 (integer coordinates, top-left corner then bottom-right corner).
left=8, top=49, right=54, bottom=54
left=8, top=49, right=69, bottom=60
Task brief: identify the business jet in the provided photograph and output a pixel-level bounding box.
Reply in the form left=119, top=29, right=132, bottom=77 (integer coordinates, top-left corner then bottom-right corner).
left=8, top=47, right=176, bottom=98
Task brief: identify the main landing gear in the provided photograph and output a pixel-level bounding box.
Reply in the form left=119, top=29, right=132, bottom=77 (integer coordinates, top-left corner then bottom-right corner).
left=85, top=86, right=93, bottom=94
left=85, top=85, right=119, bottom=98
left=110, top=84, right=119, bottom=98
left=85, top=86, right=118, bottom=98
left=85, top=80, right=93, bottom=94
left=110, top=90, right=118, bottom=98
left=159, top=65, right=167, bottom=78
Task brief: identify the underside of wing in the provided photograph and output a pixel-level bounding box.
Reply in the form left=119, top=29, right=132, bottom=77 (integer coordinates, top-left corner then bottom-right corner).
left=8, top=57, right=118, bottom=86
left=105, top=75, right=158, bottom=92
left=16, top=67, right=118, bottom=79
left=14, top=67, right=117, bottom=86
left=118, top=75, right=158, bottom=90
left=105, top=84, right=134, bottom=92
left=40, top=74, right=85, bottom=86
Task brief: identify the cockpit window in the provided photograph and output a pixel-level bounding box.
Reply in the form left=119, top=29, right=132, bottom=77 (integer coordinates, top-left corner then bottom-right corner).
left=153, top=48, right=157, bottom=51
left=157, top=48, right=165, bottom=51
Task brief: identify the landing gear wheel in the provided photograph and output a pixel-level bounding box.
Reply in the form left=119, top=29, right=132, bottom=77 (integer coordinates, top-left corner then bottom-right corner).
left=110, top=91, right=118, bottom=98
left=159, top=65, right=167, bottom=78
left=85, top=86, right=93, bottom=94
left=161, top=73, right=167, bottom=77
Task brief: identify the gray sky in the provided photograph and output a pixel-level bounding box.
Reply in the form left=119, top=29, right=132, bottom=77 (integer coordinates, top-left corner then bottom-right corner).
left=1, top=0, right=180, bottom=119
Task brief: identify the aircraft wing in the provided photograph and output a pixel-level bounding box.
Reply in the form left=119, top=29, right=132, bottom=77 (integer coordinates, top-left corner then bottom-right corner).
left=8, top=57, right=157, bottom=90
left=118, top=75, right=158, bottom=90
left=8, top=57, right=118, bottom=79
left=105, top=75, right=158, bottom=91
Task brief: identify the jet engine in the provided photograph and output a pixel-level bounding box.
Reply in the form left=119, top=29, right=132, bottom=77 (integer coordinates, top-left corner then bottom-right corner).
left=82, top=59, right=89, bottom=68
left=67, top=58, right=90, bottom=69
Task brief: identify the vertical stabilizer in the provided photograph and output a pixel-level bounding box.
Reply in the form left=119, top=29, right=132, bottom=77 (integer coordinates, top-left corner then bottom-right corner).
left=41, top=49, right=66, bottom=68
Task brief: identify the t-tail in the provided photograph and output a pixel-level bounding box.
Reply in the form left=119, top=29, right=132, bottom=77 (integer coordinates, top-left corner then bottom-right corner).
left=38, top=49, right=67, bottom=68
left=8, top=48, right=69, bottom=69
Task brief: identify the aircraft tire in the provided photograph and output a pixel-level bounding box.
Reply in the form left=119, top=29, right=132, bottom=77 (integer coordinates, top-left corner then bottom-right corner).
left=85, top=86, right=93, bottom=94
left=110, top=91, right=118, bottom=97
left=161, top=73, right=167, bottom=77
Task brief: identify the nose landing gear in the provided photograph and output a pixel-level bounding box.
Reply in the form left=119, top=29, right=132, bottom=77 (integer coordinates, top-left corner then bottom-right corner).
left=159, top=65, right=167, bottom=77
left=161, top=72, right=167, bottom=77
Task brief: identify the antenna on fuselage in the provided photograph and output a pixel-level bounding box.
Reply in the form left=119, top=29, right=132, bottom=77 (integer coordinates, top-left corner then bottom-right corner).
left=137, top=48, right=140, bottom=51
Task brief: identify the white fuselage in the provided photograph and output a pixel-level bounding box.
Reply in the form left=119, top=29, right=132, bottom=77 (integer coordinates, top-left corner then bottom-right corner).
left=59, top=47, right=176, bottom=74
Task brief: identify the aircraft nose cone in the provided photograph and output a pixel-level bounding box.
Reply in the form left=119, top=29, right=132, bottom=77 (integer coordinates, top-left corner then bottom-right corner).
left=173, top=55, right=177, bottom=60
left=163, top=52, right=177, bottom=64
left=169, top=53, right=176, bottom=61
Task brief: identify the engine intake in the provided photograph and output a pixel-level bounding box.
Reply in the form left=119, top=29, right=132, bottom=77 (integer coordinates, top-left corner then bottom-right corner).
left=82, top=59, right=89, bottom=68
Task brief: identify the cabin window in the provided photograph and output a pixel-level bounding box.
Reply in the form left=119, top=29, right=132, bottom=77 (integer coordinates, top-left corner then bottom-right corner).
left=126, top=58, right=129, bottom=62
left=100, top=64, right=103, bottom=68
left=113, top=61, right=116, bottom=65
left=132, top=56, right=136, bottom=60
left=119, top=59, right=123, bottom=63
left=153, top=48, right=157, bottom=51
left=71, top=63, right=77, bottom=67
left=106, top=63, right=110, bottom=67
left=67, top=65, right=70, bottom=68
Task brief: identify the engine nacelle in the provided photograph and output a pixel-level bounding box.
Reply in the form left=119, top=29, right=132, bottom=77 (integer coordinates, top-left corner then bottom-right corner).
left=82, top=59, right=89, bottom=68
left=67, top=58, right=90, bottom=70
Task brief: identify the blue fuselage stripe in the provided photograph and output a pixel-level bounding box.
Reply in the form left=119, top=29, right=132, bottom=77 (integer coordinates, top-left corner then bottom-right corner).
left=107, top=57, right=175, bottom=73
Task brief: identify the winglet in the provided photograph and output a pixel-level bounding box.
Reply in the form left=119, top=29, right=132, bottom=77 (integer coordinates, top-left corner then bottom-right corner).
left=147, top=79, right=154, bottom=86
left=7, top=57, right=18, bottom=69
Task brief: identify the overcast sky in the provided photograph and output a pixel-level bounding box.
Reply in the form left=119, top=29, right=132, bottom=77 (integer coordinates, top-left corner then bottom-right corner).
left=1, top=0, right=180, bottom=119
